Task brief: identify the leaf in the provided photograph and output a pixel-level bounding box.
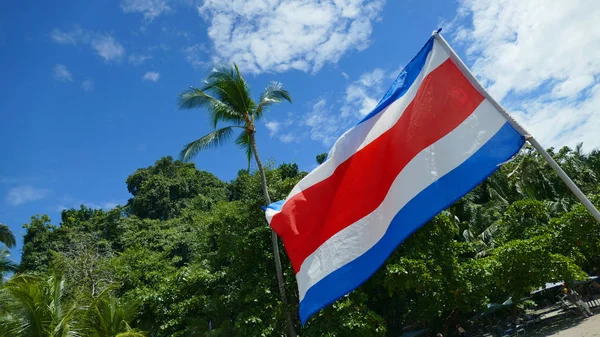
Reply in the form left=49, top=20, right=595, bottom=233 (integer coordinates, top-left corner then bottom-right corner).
left=255, top=81, right=292, bottom=120
left=203, top=64, right=256, bottom=118
left=0, top=249, right=17, bottom=277
left=178, top=87, right=244, bottom=128
left=0, top=223, right=16, bottom=248
left=179, top=127, right=237, bottom=162
left=234, top=129, right=253, bottom=172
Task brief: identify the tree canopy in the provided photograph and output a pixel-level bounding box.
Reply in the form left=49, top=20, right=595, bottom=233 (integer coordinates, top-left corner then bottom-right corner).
left=2, top=143, right=600, bottom=336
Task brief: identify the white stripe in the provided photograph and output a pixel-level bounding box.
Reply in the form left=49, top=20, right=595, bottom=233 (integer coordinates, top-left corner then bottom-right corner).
left=265, top=207, right=278, bottom=224
left=297, top=99, right=507, bottom=301
left=276, top=41, right=450, bottom=207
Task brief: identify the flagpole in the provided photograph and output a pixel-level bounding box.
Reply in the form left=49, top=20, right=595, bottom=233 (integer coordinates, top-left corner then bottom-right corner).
left=432, top=30, right=600, bottom=224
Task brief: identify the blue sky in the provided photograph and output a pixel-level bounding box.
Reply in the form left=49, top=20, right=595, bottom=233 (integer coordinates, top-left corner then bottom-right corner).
left=1, top=0, right=599, bottom=262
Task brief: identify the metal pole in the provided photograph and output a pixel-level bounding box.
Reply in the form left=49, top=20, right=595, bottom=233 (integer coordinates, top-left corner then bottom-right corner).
left=432, top=30, right=600, bottom=224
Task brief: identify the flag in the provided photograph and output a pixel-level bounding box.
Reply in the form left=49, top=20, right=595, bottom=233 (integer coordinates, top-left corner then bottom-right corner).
left=265, top=33, right=526, bottom=324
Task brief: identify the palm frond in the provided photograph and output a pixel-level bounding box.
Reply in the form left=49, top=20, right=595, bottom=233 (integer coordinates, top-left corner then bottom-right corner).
left=178, top=88, right=244, bottom=128
left=462, top=229, right=476, bottom=242
left=255, top=81, right=292, bottom=119
left=487, top=187, right=509, bottom=206
left=87, top=294, right=140, bottom=337
left=0, top=249, right=17, bottom=276
left=203, top=64, right=256, bottom=117
left=0, top=223, right=16, bottom=248
left=116, top=332, right=146, bottom=337
left=206, top=101, right=245, bottom=128
left=0, top=275, right=50, bottom=336
left=177, top=87, right=216, bottom=110
left=480, top=222, right=501, bottom=243
left=180, top=127, right=236, bottom=162
left=234, top=129, right=253, bottom=172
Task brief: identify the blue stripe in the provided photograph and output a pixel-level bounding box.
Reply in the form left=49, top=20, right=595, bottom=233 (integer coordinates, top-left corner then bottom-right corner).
left=299, top=122, right=525, bottom=324
left=357, top=37, right=435, bottom=125
left=266, top=200, right=284, bottom=212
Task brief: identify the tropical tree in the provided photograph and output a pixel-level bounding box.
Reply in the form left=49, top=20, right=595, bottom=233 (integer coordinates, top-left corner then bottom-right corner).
left=177, top=64, right=296, bottom=336
left=0, top=273, right=82, bottom=336
left=85, top=291, right=144, bottom=337
left=0, top=249, right=17, bottom=284
left=0, top=224, right=17, bottom=285
left=0, top=223, right=16, bottom=248
left=316, top=153, right=327, bottom=165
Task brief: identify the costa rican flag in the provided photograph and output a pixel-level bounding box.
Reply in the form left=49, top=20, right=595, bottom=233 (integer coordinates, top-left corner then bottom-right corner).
left=265, top=32, right=526, bottom=324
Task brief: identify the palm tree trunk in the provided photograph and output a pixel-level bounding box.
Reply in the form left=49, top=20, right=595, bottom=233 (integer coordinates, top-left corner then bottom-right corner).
left=249, top=132, right=298, bottom=337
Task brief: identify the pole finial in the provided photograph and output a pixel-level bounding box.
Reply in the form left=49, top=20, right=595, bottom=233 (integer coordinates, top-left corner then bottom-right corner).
left=432, top=28, right=443, bottom=36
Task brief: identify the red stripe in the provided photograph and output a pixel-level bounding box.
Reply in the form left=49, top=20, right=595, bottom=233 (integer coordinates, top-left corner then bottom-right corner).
left=272, top=59, right=484, bottom=272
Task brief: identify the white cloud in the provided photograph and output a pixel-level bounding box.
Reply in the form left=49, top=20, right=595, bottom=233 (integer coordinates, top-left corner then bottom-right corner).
left=304, top=67, right=396, bottom=145
left=6, top=185, right=48, bottom=206
left=51, top=26, right=88, bottom=45
left=121, top=0, right=171, bottom=21
left=162, top=26, right=191, bottom=39
left=197, top=0, right=385, bottom=74
left=142, top=71, right=160, bottom=82
left=265, top=121, right=280, bottom=136
left=149, top=43, right=169, bottom=52
left=258, top=65, right=391, bottom=146
left=53, top=28, right=126, bottom=63
left=341, top=72, right=349, bottom=80
left=253, top=67, right=392, bottom=146
left=87, top=201, right=120, bottom=210
left=279, top=133, right=296, bottom=143
left=264, top=119, right=298, bottom=143
left=128, top=54, right=151, bottom=65
left=341, top=68, right=387, bottom=117
left=53, top=64, right=73, bottom=82
left=91, top=35, right=125, bottom=62
left=82, top=79, right=94, bottom=91
left=56, top=194, right=123, bottom=212
left=56, top=201, right=120, bottom=212
left=183, top=44, right=207, bottom=68
left=305, top=98, right=343, bottom=145
left=453, top=0, right=600, bottom=150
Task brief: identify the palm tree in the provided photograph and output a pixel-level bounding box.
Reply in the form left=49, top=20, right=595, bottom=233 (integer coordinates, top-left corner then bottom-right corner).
left=316, top=153, right=327, bottom=165
left=0, top=223, right=16, bottom=248
left=85, top=292, right=144, bottom=337
left=0, top=273, right=82, bottom=336
left=0, top=249, right=17, bottom=284
left=177, top=64, right=296, bottom=336
left=0, top=224, right=17, bottom=285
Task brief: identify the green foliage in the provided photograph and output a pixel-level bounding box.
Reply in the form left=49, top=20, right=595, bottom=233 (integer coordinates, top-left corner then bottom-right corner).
left=382, top=215, right=489, bottom=331
left=126, top=157, right=227, bottom=219
left=0, top=273, right=82, bottom=336
left=116, top=333, right=146, bottom=337
left=492, top=235, right=585, bottom=300
left=550, top=197, right=600, bottom=270
left=19, top=215, right=58, bottom=273
left=0, top=224, right=17, bottom=282
left=316, top=153, right=327, bottom=165
left=84, top=293, right=142, bottom=337
left=0, top=249, right=17, bottom=283
left=0, top=223, right=16, bottom=248
left=6, top=141, right=600, bottom=335
left=0, top=272, right=145, bottom=337
left=499, top=199, right=550, bottom=242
